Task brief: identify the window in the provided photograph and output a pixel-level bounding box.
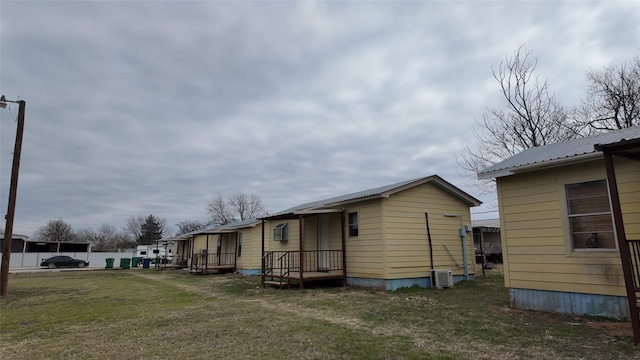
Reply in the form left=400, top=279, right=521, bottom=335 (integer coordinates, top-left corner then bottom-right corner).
left=348, top=212, right=358, bottom=237
left=566, top=179, right=615, bottom=250
left=274, top=223, right=288, bottom=241
left=237, top=233, right=243, bottom=257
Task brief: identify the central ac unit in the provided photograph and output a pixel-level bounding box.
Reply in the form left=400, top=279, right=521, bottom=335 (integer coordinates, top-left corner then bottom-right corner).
left=432, top=269, right=454, bottom=288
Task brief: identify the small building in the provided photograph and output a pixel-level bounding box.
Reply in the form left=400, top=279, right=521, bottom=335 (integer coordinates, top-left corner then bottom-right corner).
left=259, top=175, right=481, bottom=290
left=0, top=232, right=90, bottom=253
left=472, top=218, right=501, bottom=266
left=478, top=127, right=640, bottom=341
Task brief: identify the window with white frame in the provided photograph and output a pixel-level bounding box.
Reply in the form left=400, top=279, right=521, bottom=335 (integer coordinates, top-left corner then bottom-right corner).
left=348, top=212, right=358, bottom=237
left=566, top=179, right=616, bottom=250
left=274, top=223, right=288, bottom=241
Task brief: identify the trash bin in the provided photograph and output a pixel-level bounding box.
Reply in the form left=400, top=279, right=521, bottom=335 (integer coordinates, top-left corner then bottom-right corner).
left=105, top=258, right=115, bottom=269
left=131, top=257, right=140, bottom=267
left=142, top=258, right=151, bottom=269
left=120, top=258, right=131, bottom=269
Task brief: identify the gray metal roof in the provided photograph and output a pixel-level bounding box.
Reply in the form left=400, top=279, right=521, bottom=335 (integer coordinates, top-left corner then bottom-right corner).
left=263, top=175, right=481, bottom=219
left=472, top=218, right=500, bottom=229
left=478, top=126, right=640, bottom=179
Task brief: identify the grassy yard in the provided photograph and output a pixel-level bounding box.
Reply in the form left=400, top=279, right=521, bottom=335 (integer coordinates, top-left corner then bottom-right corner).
left=0, top=269, right=636, bottom=359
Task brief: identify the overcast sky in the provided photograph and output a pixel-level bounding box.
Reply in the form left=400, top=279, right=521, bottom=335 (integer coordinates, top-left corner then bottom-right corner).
left=1, top=1, right=638, bottom=237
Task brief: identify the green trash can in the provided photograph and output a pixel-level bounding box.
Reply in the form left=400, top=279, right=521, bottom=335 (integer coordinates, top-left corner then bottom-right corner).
left=105, top=258, right=115, bottom=269
left=131, top=257, right=140, bottom=267
left=120, top=258, right=131, bottom=269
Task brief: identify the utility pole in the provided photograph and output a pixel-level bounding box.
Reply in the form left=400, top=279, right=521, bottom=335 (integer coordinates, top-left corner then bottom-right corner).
left=1, top=96, right=26, bottom=296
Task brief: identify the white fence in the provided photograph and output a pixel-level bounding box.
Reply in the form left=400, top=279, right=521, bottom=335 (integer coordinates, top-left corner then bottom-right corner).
left=1, top=252, right=136, bottom=268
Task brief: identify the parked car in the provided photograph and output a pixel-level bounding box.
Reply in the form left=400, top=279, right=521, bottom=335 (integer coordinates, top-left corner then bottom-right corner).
left=41, top=256, right=89, bottom=269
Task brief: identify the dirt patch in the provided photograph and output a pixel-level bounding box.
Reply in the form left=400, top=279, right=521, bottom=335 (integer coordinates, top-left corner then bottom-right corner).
left=489, top=305, right=633, bottom=337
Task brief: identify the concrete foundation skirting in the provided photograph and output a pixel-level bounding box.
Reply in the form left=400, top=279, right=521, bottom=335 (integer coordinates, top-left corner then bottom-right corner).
left=510, top=288, right=630, bottom=320
left=347, top=274, right=473, bottom=291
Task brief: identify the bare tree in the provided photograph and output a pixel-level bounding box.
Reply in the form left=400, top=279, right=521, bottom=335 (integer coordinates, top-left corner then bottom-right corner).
left=85, top=224, right=135, bottom=251
left=228, top=193, right=265, bottom=220
left=580, top=54, right=640, bottom=131
left=206, top=195, right=235, bottom=225
left=206, top=193, right=265, bottom=225
left=458, top=45, right=581, bottom=190
left=175, top=220, right=207, bottom=235
left=124, top=214, right=168, bottom=242
left=33, top=219, right=77, bottom=242
left=124, top=215, right=145, bottom=240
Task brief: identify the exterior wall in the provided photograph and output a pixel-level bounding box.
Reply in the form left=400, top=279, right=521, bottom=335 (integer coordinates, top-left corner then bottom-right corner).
left=344, top=199, right=385, bottom=279
left=381, top=183, right=476, bottom=280
left=263, top=219, right=301, bottom=252
left=497, top=157, right=640, bottom=317
left=235, top=224, right=265, bottom=274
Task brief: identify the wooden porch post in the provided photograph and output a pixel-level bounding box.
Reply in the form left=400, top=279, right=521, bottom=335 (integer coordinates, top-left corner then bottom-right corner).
left=234, top=232, right=238, bottom=269
left=299, top=214, right=304, bottom=290
left=341, top=210, right=347, bottom=287
left=205, top=235, right=210, bottom=270
left=261, top=219, right=265, bottom=287
left=601, top=149, right=640, bottom=344
left=190, top=235, right=195, bottom=272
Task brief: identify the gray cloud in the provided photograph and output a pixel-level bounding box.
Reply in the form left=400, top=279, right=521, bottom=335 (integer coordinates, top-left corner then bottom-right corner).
left=1, top=1, right=638, bottom=235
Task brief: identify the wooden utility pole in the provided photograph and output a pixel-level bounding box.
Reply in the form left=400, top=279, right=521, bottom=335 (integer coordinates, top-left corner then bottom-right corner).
left=1, top=97, right=26, bottom=296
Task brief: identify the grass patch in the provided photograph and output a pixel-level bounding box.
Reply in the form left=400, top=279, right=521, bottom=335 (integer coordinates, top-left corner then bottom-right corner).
left=0, top=270, right=636, bottom=359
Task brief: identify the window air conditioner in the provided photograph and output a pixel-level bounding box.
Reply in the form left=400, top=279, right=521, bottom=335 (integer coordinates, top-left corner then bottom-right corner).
left=200, top=249, right=208, bottom=255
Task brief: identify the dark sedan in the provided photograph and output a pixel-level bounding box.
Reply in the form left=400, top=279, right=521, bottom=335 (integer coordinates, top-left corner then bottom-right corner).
left=41, top=256, right=89, bottom=269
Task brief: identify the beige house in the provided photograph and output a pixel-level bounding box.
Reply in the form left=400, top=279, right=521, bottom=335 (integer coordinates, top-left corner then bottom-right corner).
left=173, top=175, right=481, bottom=291
left=173, top=218, right=263, bottom=274
left=259, top=175, right=481, bottom=290
left=478, top=127, right=640, bottom=339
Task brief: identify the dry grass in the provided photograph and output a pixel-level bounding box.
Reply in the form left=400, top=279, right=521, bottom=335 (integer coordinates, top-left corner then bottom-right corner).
left=0, top=269, right=636, bottom=360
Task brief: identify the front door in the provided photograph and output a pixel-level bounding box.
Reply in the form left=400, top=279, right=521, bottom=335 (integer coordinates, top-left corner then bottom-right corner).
left=318, top=214, right=330, bottom=271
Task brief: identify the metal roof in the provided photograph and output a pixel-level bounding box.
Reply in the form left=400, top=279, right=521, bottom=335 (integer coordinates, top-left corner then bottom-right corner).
left=262, top=175, right=481, bottom=220
left=472, top=218, right=500, bottom=229
left=478, top=126, right=640, bottom=179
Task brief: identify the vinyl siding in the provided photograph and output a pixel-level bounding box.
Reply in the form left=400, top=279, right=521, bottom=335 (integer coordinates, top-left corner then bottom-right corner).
left=344, top=199, right=384, bottom=278
left=382, top=183, right=475, bottom=279
left=264, top=219, right=301, bottom=252
left=231, top=223, right=267, bottom=271
left=497, top=157, right=639, bottom=297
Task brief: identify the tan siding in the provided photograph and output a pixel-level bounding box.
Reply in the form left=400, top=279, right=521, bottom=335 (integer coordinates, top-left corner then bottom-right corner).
left=344, top=200, right=384, bottom=278
left=382, top=183, right=475, bottom=279
left=498, top=158, right=638, bottom=297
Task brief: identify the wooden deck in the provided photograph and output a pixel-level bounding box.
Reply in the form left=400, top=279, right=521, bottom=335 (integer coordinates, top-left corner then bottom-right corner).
left=191, top=264, right=235, bottom=274
left=262, top=250, right=346, bottom=289
left=266, top=269, right=344, bottom=280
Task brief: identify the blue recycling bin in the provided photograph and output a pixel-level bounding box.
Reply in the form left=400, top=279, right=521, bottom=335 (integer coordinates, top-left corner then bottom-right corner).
left=142, top=258, right=151, bottom=269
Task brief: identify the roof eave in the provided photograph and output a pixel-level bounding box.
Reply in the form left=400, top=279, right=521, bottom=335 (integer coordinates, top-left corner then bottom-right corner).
left=478, top=152, right=602, bottom=180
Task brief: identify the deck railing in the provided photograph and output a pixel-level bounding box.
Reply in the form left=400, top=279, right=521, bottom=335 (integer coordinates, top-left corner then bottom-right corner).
left=192, top=252, right=235, bottom=271
left=262, top=250, right=344, bottom=276
left=628, top=240, right=640, bottom=292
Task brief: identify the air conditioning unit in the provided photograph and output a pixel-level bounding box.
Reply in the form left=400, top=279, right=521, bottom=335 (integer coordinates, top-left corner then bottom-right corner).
left=200, top=249, right=208, bottom=255
left=432, top=269, right=454, bottom=288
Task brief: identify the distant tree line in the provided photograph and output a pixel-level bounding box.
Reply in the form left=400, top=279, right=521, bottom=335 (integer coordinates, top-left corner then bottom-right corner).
left=30, top=192, right=267, bottom=249
left=31, top=215, right=167, bottom=251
